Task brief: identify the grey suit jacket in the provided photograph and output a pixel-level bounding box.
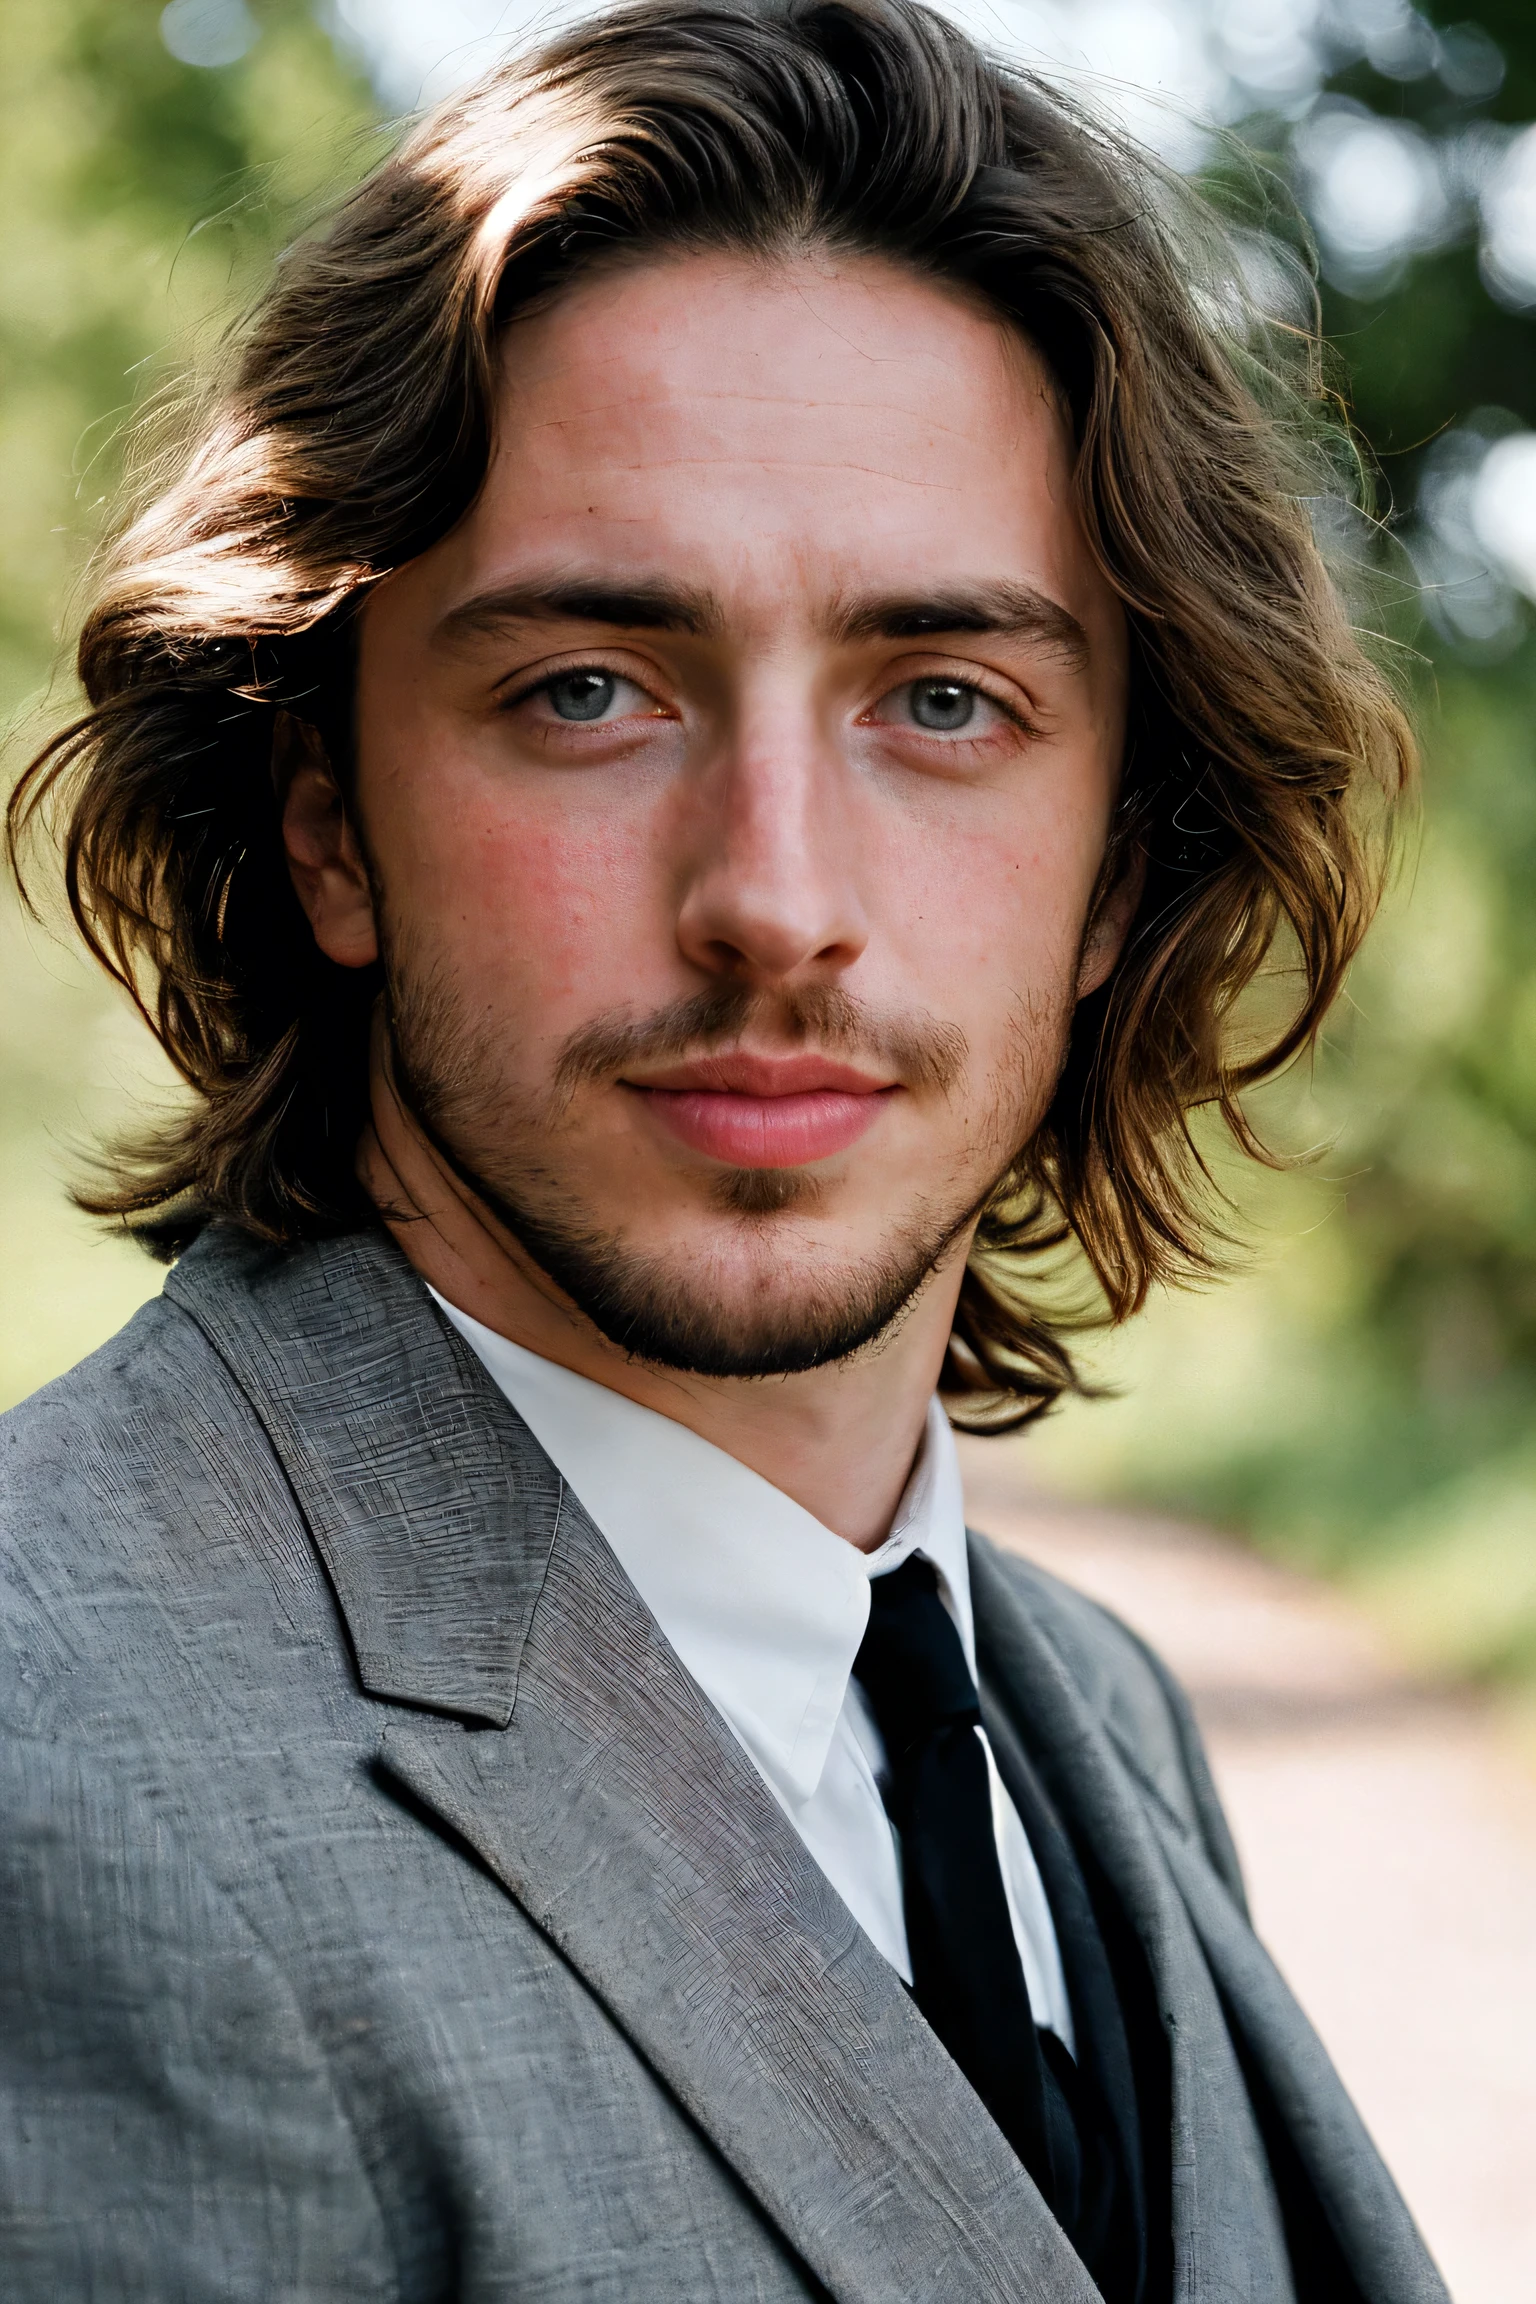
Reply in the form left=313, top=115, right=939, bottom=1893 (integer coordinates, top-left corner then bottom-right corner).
left=0, top=1225, right=1447, bottom=2302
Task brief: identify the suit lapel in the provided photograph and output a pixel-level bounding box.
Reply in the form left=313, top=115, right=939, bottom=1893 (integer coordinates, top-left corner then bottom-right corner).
left=969, top=1537, right=1449, bottom=2304
left=165, top=1223, right=562, bottom=1726
left=378, top=1489, right=1100, bottom=2304
left=968, top=1537, right=1297, bottom=2304
left=1144, top=1812, right=1449, bottom=2304
left=167, top=1227, right=1096, bottom=2304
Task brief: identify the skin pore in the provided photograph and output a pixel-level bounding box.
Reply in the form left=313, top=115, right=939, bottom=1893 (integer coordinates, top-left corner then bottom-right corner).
left=281, top=246, right=1132, bottom=1549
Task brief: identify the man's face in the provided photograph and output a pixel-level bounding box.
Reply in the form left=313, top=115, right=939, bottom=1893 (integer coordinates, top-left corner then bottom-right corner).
left=344, top=248, right=1129, bottom=1375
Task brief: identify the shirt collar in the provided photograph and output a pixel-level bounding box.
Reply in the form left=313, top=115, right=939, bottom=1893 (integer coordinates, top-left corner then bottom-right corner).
left=864, top=1395, right=976, bottom=1673
left=428, top=1290, right=972, bottom=1811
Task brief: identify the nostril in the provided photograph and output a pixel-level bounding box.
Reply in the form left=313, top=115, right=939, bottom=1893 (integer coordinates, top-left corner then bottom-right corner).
left=674, top=842, right=871, bottom=981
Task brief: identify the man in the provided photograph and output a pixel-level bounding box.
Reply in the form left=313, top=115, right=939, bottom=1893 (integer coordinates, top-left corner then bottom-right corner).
left=0, top=2, right=1439, bottom=2297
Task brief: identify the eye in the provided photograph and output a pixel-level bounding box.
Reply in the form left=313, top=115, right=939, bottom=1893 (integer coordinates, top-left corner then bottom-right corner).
left=916, top=679, right=974, bottom=731
left=544, top=669, right=628, bottom=722
left=502, top=661, right=676, bottom=748
left=877, top=677, right=1007, bottom=736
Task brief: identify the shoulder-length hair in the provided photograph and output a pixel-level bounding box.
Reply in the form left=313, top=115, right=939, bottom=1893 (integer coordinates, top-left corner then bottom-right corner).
left=9, top=0, right=1412, bottom=1428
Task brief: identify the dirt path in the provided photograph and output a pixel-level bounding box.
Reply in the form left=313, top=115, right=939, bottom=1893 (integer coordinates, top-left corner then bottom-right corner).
left=957, top=1443, right=1536, bottom=2304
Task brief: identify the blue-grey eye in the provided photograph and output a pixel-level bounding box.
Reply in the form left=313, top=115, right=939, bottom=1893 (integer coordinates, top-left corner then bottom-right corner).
left=547, top=670, right=616, bottom=721
left=909, top=679, right=976, bottom=731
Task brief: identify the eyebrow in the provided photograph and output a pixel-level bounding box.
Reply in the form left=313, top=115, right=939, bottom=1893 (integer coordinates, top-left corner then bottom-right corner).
left=434, top=572, right=1089, bottom=668
left=435, top=577, right=723, bottom=647
left=833, top=582, right=1090, bottom=667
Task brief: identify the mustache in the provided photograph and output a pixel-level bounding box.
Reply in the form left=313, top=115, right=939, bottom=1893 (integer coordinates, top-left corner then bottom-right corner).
left=552, top=983, right=969, bottom=1099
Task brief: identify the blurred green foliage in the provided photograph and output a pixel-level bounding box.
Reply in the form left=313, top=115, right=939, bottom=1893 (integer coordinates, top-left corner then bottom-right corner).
left=4, top=0, right=1536, bottom=1710
left=0, top=0, right=377, bottom=709
left=1057, top=651, right=1536, bottom=1699
left=1316, top=5, right=1536, bottom=459
left=1035, top=8, right=1536, bottom=1712
left=0, top=0, right=374, bottom=1407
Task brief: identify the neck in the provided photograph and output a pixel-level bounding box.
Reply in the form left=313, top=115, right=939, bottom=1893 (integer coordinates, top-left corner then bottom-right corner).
left=359, top=1102, right=964, bottom=1554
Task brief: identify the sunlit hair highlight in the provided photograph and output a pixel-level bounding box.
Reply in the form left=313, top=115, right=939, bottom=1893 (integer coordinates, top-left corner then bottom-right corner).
left=8, top=0, right=1413, bottom=1428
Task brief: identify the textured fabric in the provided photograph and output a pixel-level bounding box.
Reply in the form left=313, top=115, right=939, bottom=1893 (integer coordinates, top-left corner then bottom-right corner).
left=0, top=1223, right=1451, bottom=2304
left=432, top=1287, right=1073, bottom=2038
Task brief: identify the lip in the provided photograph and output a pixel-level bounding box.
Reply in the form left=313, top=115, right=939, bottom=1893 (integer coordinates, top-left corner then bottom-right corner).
left=629, top=1053, right=894, bottom=1098
left=622, top=1053, right=898, bottom=1168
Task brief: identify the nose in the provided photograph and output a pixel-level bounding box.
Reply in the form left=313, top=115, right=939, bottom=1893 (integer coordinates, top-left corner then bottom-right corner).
left=673, top=703, right=870, bottom=986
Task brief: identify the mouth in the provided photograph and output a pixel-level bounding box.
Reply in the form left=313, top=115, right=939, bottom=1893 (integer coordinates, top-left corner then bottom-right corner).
left=620, top=1052, right=900, bottom=1169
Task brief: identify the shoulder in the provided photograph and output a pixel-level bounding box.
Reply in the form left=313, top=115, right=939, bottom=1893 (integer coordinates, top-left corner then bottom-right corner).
left=968, top=1526, right=1249, bottom=1911
left=0, top=1254, right=338, bottom=1744
left=1, top=1282, right=238, bottom=1556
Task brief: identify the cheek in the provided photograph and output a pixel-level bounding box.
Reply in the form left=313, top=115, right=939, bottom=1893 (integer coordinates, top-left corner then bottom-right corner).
left=872, top=788, right=1107, bottom=1028
left=373, top=765, right=664, bottom=1023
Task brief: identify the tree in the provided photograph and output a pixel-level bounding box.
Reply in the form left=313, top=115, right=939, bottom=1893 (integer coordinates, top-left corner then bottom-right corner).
left=1032, top=2, right=1536, bottom=1706
left=0, top=0, right=374, bottom=1407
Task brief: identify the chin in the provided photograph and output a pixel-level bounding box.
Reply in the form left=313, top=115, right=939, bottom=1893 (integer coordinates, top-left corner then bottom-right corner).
left=526, top=1208, right=950, bottom=1381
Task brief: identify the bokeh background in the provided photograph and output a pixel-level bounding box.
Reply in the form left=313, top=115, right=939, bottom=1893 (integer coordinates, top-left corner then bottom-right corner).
left=5, top=4, right=1536, bottom=2292
left=9, top=0, right=1536, bottom=1730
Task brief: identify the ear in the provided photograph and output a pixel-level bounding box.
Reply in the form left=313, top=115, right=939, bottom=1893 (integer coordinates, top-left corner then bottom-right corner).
left=275, top=710, right=379, bottom=970
left=1076, top=845, right=1146, bottom=1002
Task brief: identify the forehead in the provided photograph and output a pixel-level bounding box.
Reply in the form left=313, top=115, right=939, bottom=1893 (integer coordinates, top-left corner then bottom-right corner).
left=421, top=246, right=1103, bottom=629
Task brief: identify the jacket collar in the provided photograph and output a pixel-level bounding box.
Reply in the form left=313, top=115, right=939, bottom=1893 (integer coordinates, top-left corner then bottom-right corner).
left=165, top=1221, right=560, bottom=1726
left=970, top=1535, right=1309, bottom=2304
left=430, top=1289, right=977, bottom=1813
left=165, top=1224, right=1099, bottom=2304
left=970, top=1536, right=1448, bottom=2304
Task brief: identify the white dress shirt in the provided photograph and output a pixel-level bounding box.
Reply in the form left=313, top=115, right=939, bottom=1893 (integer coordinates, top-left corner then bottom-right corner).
left=432, top=1291, right=1074, bottom=2048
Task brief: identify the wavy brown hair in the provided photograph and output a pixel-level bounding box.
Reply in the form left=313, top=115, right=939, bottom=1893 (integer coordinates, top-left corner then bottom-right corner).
left=8, top=0, right=1412, bottom=1427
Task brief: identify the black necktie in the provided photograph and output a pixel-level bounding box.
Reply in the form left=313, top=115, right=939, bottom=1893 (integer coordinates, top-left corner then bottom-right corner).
left=852, top=1556, right=1088, bottom=2229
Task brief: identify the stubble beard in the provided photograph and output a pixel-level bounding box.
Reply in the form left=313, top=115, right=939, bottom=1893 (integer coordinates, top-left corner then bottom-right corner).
left=380, top=945, right=1065, bottom=1380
